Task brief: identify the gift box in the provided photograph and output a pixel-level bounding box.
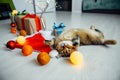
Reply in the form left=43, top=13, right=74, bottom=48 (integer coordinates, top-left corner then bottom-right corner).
left=24, top=18, right=37, bottom=35
left=53, top=22, right=65, bottom=36
left=14, top=14, right=42, bottom=35
left=14, top=15, right=25, bottom=30
left=21, top=14, right=42, bottom=34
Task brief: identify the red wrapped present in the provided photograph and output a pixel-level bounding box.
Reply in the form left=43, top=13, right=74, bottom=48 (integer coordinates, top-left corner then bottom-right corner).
left=21, top=14, right=41, bottom=30
left=14, top=14, right=44, bottom=34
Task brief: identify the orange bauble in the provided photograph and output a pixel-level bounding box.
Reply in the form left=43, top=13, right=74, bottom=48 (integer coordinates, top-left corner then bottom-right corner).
left=22, top=45, right=33, bottom=56
left=6, top=40, right=16, bottom=49
left=37, top=52, right=50, bottom=65
left=11, top=27, right=17, bottom=34
left=20, top=29, right=27, bottom=36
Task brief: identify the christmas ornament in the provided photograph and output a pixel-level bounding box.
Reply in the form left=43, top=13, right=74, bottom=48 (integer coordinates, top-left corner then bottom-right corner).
left=10, top=22, right=16, bottom=27
left=20, top=29, right=27, bottom=36
left=16, top=36, right=26, bottom=45
left=11, top=27, right=17, bottom=34
left=6, top=40, right=16, bottom=50
left=70, top=51, right=83, bottom=65
left=22, top=45, right=33, bottom=56
left=37, top=52, right=50, bottom=65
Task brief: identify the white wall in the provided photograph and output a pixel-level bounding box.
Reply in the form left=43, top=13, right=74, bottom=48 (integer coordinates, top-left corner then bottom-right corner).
left=12, top=0, right=34, bottom=13
left=72, top=0, right=82, bottom=12
left=12, top=0, right=82, bottom=13
left=12, top=0, right=55, bottom=13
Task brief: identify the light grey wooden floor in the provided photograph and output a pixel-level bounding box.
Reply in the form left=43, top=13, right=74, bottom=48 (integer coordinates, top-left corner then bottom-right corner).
left=0, top=11, right=120, bottom=80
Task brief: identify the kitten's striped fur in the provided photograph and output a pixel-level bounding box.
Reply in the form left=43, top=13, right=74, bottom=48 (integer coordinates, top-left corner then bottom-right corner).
left=45, top=26, right=117, bottom=57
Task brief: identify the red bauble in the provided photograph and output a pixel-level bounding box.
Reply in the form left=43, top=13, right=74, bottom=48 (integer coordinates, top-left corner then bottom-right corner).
left=6, top=40, right=16, bottom=49
left=10, top=22, right=16, bottom=27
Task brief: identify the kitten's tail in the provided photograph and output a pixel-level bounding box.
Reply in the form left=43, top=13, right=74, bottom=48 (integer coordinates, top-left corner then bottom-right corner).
left=104, top=40, right=117, bottom=45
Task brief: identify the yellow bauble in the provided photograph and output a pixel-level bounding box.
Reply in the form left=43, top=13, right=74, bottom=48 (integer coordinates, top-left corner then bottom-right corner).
left=70, top=51, right=83, bottom=65
left=16, top=36, right=26, bottom=45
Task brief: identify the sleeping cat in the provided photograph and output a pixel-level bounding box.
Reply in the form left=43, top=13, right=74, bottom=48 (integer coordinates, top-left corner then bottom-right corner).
left=45, top=25, right=117, bottom=57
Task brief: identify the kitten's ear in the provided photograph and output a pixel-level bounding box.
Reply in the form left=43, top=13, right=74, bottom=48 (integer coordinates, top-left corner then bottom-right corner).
left=90, top=25, right=95, bottom=30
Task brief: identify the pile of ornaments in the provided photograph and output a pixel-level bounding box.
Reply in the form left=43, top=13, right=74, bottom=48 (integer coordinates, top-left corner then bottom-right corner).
left=6, top=36, right=83, bottom=66
left=6, top=36, right=51, bottom=65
